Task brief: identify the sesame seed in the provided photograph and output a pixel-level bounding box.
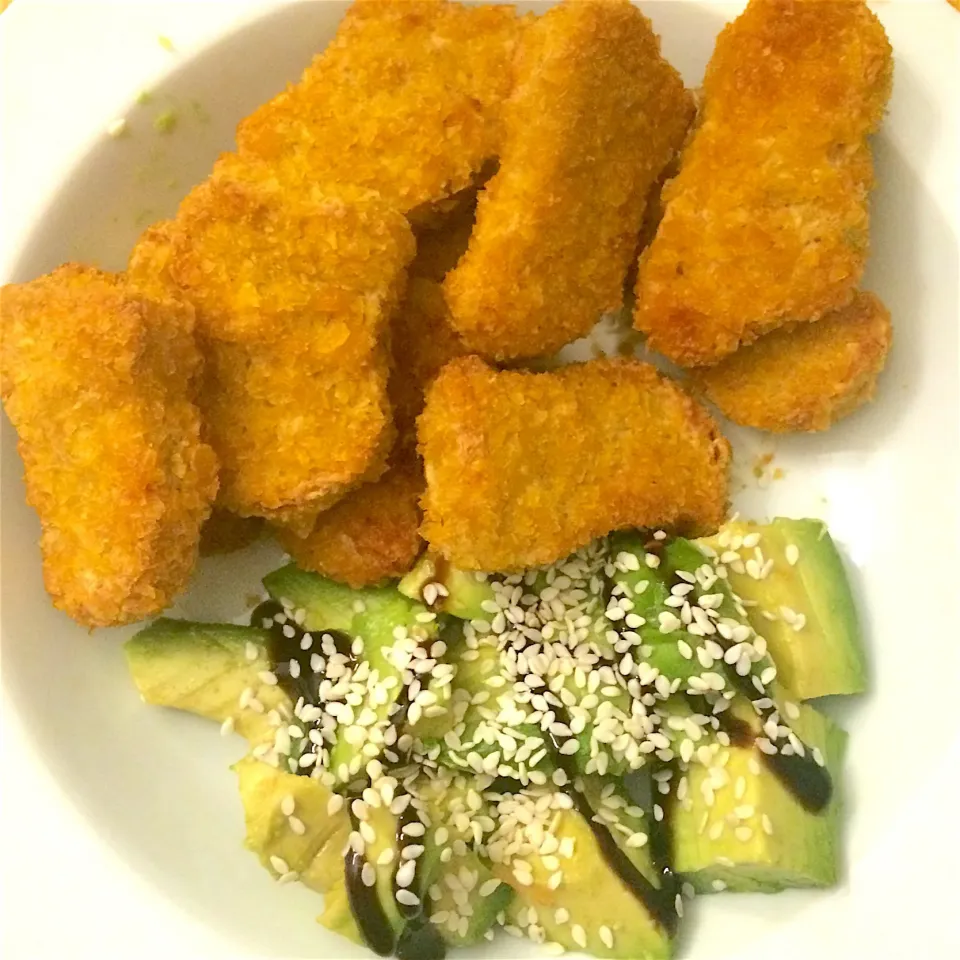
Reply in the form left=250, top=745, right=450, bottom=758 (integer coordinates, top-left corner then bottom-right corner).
left=571, top=925, right=587, bottom=949
left=395, top=860, right=417, bottom=888
left=219, top=716, right=235, bottom=736
left=735, top=825, right=753, bottom=842
left=269, top=855, right=289, bottom=875
left=675, top=894, right=684, bottom=918
left=785, top=544, right=800, bottom=566
left=327, top=795, right=344, bottom=816
left=711, top=879, right=728, bottom=892
left=280, top=795, right=296, bottom=817
left=396, top=889, right=420, bottom=908
left=599, top=925, right=615, bottom=949
left=554, top=907, right=570, bottom=924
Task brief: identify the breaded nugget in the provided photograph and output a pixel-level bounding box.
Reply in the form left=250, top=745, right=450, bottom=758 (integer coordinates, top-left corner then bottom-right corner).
left=444, top=0, right=694, bottom=360
left=418, top=357, right=731, bottom=571
left=278, top=458, right=424, bottom=588
left=236, top=0, right=522, bottom=216
left=694, top=291, right=892, bottom=432
left=130, top=173, right=415, bottom=533
left=0, top=265, right=218, bottom=627
left=280, top=278, right=468, bottom=585
left=634, top=0, right=893, bottom=367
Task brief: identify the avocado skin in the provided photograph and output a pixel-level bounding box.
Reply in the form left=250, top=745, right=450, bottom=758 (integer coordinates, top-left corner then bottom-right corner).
left=262, top=564, right=437, bottom=784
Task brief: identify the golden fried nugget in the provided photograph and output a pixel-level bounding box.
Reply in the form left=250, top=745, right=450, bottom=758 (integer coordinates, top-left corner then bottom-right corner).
left=635, top=0, right=893, bottom=367
left=280, top=278, right=468, bottom=585
left=444, top=0, right=694, bottom=360
left=236, top=0, right=522, bottom=215
left=0, top=265, right=218, bottom=627
left=166, top=165, right=415, bottom=345
left=199, top=510, right=264, bottom=556
left=418, top=357, right=731, bottom=571
left=694, top=291, right=892, bottom=432
left=130, top=174, right=414, bottom=532
left=278, top=458, right=424, bottom=588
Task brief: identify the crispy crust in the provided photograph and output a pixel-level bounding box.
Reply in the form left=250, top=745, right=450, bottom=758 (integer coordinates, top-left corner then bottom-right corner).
left=693, top=291, right=892, bottom=432
left=0, top=265, right=218, bottom=627
left=418, top=356, right=731, bottom=571
left=444, top=0, right=694, bottom=360
left=278, top=457, right=425, bottom=588
left=235, top=0, right=523, bottom=214
left=634, top=0, right=893, bottom=367
left=280, top=278, right=468, bottom=585
left=130, top=173, right=414, bottom=531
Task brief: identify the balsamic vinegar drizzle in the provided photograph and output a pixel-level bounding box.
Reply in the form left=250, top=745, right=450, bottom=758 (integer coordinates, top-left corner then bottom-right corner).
left=547, top=710, right=680, bottom=936
left=251, top=601, right=432, bottom=955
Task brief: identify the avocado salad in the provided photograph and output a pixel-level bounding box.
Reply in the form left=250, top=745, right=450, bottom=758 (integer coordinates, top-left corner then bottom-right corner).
left=125, top=517, right=865, bottom=959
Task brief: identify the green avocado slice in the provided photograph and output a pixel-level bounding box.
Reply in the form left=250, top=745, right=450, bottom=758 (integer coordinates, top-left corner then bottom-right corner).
left=698, top=518, right=866, bottom=700
left=262, top=565, right=439, bottom=787
left=124, top=619, right=292, bottom=746
left=669, top=701, right=846, bottom=892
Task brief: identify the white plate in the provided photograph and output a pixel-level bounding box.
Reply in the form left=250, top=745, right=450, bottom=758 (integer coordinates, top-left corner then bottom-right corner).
left=1, top=1, right=958, bottom=958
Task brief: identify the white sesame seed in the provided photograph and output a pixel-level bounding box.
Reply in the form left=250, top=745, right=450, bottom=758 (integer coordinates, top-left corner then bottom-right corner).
left=785, top=544, right=800, bottom=566
left=219, top=716, right=235, bottom=736
left=395, top=860, right=417, bottom=888
left=396, top=889, right=420, bottom=908
left=280, top=795, right=296, bottom=817
left=327, top=794, right=345, bottom=816
left=269, top=855, right=289, bottom=875
left=571, top=925, right=587, bottom=949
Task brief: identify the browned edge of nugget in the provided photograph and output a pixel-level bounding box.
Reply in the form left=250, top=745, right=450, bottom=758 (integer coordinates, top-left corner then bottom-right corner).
left=235, top=0, right=523, bottom=216
left=444, top=0, right=695, bottom=361
left=693, top=291, right=892, bottom=433
left=279, top=277, right=469, bottom=585
left=634, top=0, right=893, bottom=367
left=0, top=265, right=218, bottom=627
left=418, top=355, right=731, bottom=571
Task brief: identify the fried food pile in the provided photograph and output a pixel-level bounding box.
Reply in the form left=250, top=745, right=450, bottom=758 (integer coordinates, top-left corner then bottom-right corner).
left=0, top=0, right=895, bottom=625
left=634, top=0, right=893, bottom=365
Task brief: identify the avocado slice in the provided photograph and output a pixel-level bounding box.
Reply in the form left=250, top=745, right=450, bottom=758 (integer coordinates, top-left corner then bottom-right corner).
left=234, top=754, right=349, bottom=895
left=262, top=565, right=439, bottom=787
left=399, top=553, right=494, bottom=621
left=494, top=776, right=675, bottom=959
left=698, top=518, right=866, bottom=700
left=418, top=773, right=514, bottom=946
left=235, top=755, right=440, bottom=956
left=669, top=702, right=846, bottom=892
left=124, top=619, right=292, bottom=746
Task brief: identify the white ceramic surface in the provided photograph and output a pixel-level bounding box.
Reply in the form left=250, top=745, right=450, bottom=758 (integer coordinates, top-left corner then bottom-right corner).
left=2, top=2, right=958, bottom=958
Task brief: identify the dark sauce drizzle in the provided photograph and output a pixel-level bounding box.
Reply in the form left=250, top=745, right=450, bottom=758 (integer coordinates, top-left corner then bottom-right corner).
left=547, top=709, right=680, bottom=937
left=250, top=600, right=435, bottom=956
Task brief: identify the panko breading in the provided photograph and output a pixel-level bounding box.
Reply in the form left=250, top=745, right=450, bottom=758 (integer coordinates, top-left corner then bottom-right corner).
left=694, top=291, right=892, bottom=432
left=278, top=458, right=424, bottom=588
left=418, top=357, right=731, bottom=571
left=0, top=265, right=218, bottom=627
left=280, top=278, right=468, bottom=585
left=129, top=173, right=414, bottom=533
left=236, top=0, right=523, bottom=216
left=444, top=0, right=694, bottom=360
left=634, top=0, right=893, bottom=367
